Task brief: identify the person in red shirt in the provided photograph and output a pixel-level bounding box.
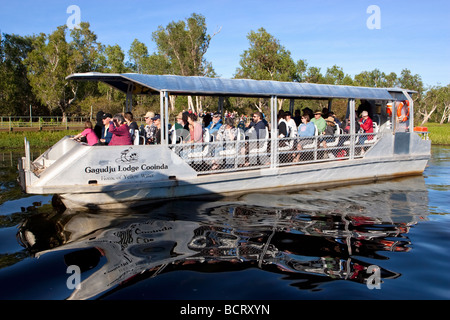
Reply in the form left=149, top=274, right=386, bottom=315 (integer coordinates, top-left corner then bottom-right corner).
left=108, top=114, right=132, bottom=146
left=358, top=110, right=373, bottom=144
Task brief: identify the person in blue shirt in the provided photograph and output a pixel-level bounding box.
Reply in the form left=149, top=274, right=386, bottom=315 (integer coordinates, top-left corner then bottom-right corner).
left=294, top=113, right=316, bottom=162
left=206, top=112, right=223, bottom=137
left=98, top=113, right=113, bottom=145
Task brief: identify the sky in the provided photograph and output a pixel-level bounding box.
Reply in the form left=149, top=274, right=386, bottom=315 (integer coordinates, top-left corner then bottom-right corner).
left=1, top=0, right=449, bottom=87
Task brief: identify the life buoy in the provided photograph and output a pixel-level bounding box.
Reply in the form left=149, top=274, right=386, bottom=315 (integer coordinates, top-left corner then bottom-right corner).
left=396, top=100, right=410, bottom=122
left=386, top=103, right=393, bottom=117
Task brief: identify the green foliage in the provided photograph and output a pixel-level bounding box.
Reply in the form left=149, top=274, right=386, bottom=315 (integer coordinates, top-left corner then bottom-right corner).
left=152, top=13, right=215, bottom=77
left=235, top=27, right=298, bottom=82
left=0, top=12, right=448, bottom=125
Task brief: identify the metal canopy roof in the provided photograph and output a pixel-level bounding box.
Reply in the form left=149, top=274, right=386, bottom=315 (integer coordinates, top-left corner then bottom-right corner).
left=66, top=72, right=412, bottom=100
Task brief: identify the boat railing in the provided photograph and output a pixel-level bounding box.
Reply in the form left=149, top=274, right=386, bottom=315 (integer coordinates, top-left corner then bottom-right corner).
left=168, top=130, right=381, bottom=174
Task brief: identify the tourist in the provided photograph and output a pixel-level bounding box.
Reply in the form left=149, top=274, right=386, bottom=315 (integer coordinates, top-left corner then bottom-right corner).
left=358, top=110, right=373, bottom=144
left=124, top=111, right=139, bottom=143
left=211, top=117, right=238, bottom=170
left=320, top=116, right=337, bottom=149
left=108, top=113, right=132, bottom=146
left=99, top=113, right=113, bottom=145
left=151, top=114, right=162, bottom=144
left=206, top=112, right=223, bottom=137
left=311, top=110, right=326, bottom=135
left=142, top=111, right=157, bottom=145
left=285, top=111, right=298, bottom=137
left=293, top=109, right=302, bottom=127
left=94, top=110, right=104, bottom=139
left=187, top=113, right=203, bottom=143
left=293, top=114, right=315, bottom=162
left=245, top=112, right=266, bottom=140
left=71, top=120, right=99, bottom=146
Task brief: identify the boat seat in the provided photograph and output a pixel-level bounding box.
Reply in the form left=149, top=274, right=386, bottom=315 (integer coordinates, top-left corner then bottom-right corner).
left=364, top=122, right=379, bottom=144
left=325, top=125, right=341, bottom=147
left=218, top=129, right=245, bottom=157
left=133, top=130, right=141, bottom=145
left=249, top=127, right=269, bottom=154
left=279, top=128, right=296, bottom=151
left=303, top=125, right=318, bottom=149
left=187, top=128, right=210, bottom=159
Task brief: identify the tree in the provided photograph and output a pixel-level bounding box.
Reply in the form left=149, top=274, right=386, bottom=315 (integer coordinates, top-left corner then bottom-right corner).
left=128, top=39, right=149, bottom=73
left=0, top=33, right=38, bottom=115
left=25, top=23, right=102, bottom=118
left=235, top=27, right=299, bottom=114
left=152, top=13, right=218, bottom=113
left=420, top=85, right=450, bottom=124
left=152, top=13, right=216, bottom=77
left=235, top=27, right=298, bottom=82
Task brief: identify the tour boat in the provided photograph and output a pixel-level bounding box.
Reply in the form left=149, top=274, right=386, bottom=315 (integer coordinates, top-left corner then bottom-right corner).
left=17, top=73, right=431, bottom=210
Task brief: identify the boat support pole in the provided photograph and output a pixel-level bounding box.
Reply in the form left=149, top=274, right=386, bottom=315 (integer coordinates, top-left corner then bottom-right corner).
left=349, top=98, right=355, bottom=159
left=126, top=83, right=134, bottom=113
left=160, top=91, right=169, bottom=145
left=402, top=89, right=414, bottom=148
left=270, top=96, right=278, bottom=169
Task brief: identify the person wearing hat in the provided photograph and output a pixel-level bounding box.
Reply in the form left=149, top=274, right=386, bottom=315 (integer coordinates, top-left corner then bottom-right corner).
left=206, top=111, right=223, bottom=137
left=151, top=114, right=162, bottom=144
left=142, top=111, right=157, bottom=145
left=311, top=110, right=326, bottom=135
left=284, top=111, right=297, bottom=137
left=99, top=113, right=113, bottom=145
left=358, top=110, right=373, bottom=144
left=318, top=116, right=337, bottom=157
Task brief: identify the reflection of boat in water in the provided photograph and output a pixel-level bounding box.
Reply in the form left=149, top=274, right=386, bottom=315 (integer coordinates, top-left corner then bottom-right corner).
left=17, top=73, right=430, bottom=210
left=16, top=176, right=429, bottom=299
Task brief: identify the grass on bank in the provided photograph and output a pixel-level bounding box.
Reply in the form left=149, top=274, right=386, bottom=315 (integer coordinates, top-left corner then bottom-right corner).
left=0, top=123, right=449, bottom=150
left=423, top=123, right=450, bottom=145
left=0, top=130, right=79, bottom=150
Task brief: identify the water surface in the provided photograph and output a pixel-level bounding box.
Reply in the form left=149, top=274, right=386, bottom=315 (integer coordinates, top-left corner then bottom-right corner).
left=0, top=147, right=449, bottom=303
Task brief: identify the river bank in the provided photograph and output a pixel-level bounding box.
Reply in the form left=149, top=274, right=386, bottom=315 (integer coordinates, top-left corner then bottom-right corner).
left=0, top=123, right=449, bottom=150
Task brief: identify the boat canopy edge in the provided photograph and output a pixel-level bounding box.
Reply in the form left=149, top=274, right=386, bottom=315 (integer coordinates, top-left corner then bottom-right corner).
left=66, top=72, right=413, bottom=101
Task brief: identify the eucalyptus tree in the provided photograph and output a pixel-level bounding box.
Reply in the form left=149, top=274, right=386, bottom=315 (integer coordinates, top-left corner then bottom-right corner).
left=152, top=13, right=218, bottom=113
left=235, top=27, right=299, bottom=114
left=25, top=23, right=102, bottom=119
left=152, top=13, right=215, bottom=77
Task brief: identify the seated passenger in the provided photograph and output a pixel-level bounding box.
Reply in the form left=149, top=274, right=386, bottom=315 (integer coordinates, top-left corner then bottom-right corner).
left=245, top=112, right=266, bottom=140
left=311, top=110, right=326, bottom=135
left=108, top=113, right=132, bottom=146
left=99, top=113, right=113, bottom=145
left=206, top=112, right=223, bottom=137
left=124, top=111, right=139, bottom=143
left=358, top=110, right=373, bottom=144
left=285, top=111, right=298, bottom=137
left=277, top=110, right=289, bottom=148
left=293, top=114, right=315, bottom=162
left=151, top=114, right=162, bottom=144
left=142, top=111, right=157, bottom=144
left=211, top=117, right=238, bottom=170
left=187, top=113, right=203, bottom=143
left=320, top=116, right=337, bottom=148
left=72, top=120, right=99, bottom=146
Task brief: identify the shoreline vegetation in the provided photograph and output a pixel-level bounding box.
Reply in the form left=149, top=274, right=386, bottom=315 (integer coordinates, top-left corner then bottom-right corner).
left=0, top=123, right=449, bottom=151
